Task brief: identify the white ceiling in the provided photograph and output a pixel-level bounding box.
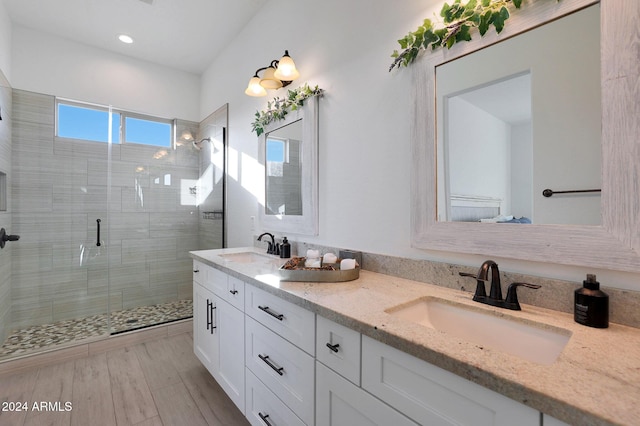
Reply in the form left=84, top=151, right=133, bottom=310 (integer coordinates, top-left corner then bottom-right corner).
left=3, top=0, right=268, bottom=74
left=457, top=73, right=532, bottom=125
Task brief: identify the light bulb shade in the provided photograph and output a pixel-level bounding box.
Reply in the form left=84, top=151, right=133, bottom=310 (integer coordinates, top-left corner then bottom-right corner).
left=274, top=54, right=300, bottom=81
left=260, top=67, right=283, bottom=89
left=245, top=76, right=267, bottom=97
left=180, top=130, right=194, bottom=141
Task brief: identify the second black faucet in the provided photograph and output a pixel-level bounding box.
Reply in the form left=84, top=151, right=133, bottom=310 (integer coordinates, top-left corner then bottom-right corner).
left=460, top=260, right=540, bottom=311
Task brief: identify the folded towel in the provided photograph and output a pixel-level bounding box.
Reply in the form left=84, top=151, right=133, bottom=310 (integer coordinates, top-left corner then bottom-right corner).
left=323, top=253, right=338, bottom=264
left=480, top=214, right=513, bottom=223
left=340, top=258, right=357, bottom=270
left=305, top=258, right=322, bottom=268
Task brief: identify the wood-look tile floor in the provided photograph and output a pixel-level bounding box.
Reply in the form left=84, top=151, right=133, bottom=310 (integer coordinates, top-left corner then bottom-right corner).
left=0, top=333, right=249, bottom=426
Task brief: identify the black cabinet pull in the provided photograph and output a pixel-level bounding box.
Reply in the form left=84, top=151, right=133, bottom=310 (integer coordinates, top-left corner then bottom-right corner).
left=206, top=299, right=216, bottom=333
left=326, top=342, right=340, bottom=353
left=96, top=219, right=101, bottom=247
left=258, top=305, right=284, bottom=321
left=258, top=354, right=284, bottom=376
left=206, top=299, right=211, bottom=331
left=259, top=412, right=274, bottom=426
left=230, top=289, right=238, bottom=295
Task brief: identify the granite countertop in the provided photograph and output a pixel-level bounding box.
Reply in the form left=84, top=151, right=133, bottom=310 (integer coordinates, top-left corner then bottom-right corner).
left=191, top=247, right=640, bottom=426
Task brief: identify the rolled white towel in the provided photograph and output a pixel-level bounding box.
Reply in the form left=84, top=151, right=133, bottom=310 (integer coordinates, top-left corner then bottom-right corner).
left=305, top=258, right=322, bottom=268
left=323, top=253, right=338, bottom=264
left=306, top=249, right=320, bottom=259
left=340, top=258, right=357, bottom=270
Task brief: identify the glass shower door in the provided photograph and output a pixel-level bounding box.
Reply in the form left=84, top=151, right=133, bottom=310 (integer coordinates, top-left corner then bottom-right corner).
left=0, top=92, right=114, bottom=360
left=105, top=114, right=200, bottom=334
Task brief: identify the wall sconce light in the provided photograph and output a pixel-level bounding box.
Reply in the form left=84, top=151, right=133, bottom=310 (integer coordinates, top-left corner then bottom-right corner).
left=245, top=50, right=300, bottom=97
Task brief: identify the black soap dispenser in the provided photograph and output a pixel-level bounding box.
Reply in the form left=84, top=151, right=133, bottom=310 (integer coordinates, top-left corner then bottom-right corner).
left=280, top=237, right=291, bottom=259
left=574, top=274, right=609, bottom=328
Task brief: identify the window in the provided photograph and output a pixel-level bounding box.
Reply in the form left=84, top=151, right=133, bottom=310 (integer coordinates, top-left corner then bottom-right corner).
left=57, top=102, right=120, bottom=143
left=56, top=99, right=173, bottom=148
left=124, top=116, right=172, bottom=147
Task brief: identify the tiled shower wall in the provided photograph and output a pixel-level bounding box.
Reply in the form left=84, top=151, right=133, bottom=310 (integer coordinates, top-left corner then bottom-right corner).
left=10, top=89, right=202, bottom=329
left=0, top=73, right=12, bottom=343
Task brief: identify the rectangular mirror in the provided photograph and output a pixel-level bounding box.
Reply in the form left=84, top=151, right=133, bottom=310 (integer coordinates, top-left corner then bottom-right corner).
left=411, top=0, right=640, bottom=273
left=258, top=96, right=319, bottom=235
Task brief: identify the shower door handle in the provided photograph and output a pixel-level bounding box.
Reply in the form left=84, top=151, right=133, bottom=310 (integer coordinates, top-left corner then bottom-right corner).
left=0, top=228, right=20, bottom=249
left=96, top=219, right=101, bottom=247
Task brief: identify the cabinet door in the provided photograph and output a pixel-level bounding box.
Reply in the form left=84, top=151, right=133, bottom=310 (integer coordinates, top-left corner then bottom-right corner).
left=193, top=282, right=219, bottom=376
left=316, top=362, right=419, bottom=426
left=362, top=336, right=539, bottom=426
left=217, top=297, right=245, bottom=414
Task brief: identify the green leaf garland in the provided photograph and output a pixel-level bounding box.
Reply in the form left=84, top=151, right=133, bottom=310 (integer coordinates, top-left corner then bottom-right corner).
left=390, top=0, right=547, bottom=71
left=251, top=83, right=324, bottom=136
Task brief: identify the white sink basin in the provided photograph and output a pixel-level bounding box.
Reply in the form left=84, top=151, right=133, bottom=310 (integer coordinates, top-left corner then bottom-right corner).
left=386, top=297, right=571, bottom=365
left=219, top=252, right=277, bottom=264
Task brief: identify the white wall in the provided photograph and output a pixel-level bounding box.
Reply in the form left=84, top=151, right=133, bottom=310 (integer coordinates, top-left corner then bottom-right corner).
left=200, top=0, right=640, bottom=291
left=201, top=0, right=431, bottom=251
left=11, top=25, right=200, bottom=121
left=511, top=123, right=533, bottom=218
left=447, top=97, right=511, bottom=216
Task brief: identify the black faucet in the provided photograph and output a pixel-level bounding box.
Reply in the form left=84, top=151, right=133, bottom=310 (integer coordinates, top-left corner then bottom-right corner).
left=459, top=260, right=541, bottom=310
left=257, top=232, right=279, bottom=255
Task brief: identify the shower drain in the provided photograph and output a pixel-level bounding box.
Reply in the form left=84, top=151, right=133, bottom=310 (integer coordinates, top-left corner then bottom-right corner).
left=126, top=318, right=139, bottom=324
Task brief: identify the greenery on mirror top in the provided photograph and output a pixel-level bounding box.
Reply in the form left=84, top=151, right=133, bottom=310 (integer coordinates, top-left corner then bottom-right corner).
left=390, top=0, right=541, bottom=71
left=251, top=83, right=324, bottom=136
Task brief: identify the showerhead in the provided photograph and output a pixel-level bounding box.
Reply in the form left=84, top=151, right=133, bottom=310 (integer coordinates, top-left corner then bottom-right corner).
left=192, top=137, right=211, bottom=151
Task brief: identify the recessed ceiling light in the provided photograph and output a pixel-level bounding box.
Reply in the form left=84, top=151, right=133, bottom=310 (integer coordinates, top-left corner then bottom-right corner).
left=118, top=34, right=134, bottom=44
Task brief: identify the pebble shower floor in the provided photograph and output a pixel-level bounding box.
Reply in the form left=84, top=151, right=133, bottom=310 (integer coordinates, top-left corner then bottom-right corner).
left=0, top=299, right=192, bottom=359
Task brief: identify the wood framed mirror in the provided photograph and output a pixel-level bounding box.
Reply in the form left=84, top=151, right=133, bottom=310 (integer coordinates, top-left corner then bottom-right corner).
left=411, top=0, right=640, bottom=272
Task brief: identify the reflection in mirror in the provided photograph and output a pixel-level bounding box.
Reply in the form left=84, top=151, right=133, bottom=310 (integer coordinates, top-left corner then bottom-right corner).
left=258, top=95, right=319, bottom=236
left=265, top=119, right=303, bottom=216
left=436, top=5, right=600, bottom=225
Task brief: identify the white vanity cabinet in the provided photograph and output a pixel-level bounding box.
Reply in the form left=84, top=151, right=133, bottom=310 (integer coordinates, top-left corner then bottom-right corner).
left=316, top=316, right=418, bottom=426
left=192, top=262, right=245, bottom=414
left=361, top=336, right=540, bottom=426
left=193, top=280, right=218, bottom=373
left=316, top=362, right=419, bottom=426
left=244, top=284, right=316, bottom=425
left=193, top=257, right=571, bottom=426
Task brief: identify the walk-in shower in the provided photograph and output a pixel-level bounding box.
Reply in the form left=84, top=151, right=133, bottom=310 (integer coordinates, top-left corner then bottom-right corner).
left=0, top=86, right=226, bottom=360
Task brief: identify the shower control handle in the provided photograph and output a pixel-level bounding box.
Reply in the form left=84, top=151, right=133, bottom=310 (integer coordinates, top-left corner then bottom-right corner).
left=0, top=228, right=20, bottom=249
